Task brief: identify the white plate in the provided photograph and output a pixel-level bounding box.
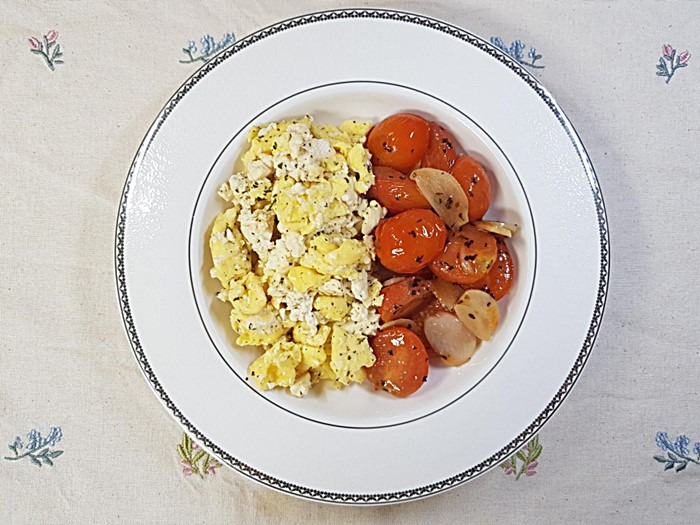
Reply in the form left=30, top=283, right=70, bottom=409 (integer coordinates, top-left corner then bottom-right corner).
left=116, top=9, right=609, bottom=504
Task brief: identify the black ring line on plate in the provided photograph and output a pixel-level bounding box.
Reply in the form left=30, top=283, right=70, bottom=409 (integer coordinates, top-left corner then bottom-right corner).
left=115, top=8, right=609, bottom=504
left=188, top=79, right=538, bottom=430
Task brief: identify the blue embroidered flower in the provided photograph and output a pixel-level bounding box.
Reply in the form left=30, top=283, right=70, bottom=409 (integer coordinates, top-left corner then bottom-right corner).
left=656, top=431, right=672, bottom=451
left=654, top=431, right=700, bottom=473
left=200, top=34, right=216, bottom=56
left=181, top=32, right=237, bottom=64
left=5, top=427, right=64, bottom=467
left=674, top=435, right=690, bottom=456
left=508, top=40, right=526, bottom=61
left=490, top=36, right=544, bottom=69
left=46, top=427, right=62, bottom=447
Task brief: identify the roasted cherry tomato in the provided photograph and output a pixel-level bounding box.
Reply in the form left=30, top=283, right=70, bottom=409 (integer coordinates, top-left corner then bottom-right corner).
left=420, top=122, right=459, bottom=172
left=367, top=326, right=429, bottom=397
left=466, top=237, right=514, bottom=300
left=450, top=155, right=491, bottom=221
left=375, top=209, right=447, bottom=274
left=367, top=114, right=430, bottom=173
left=378, top=276, right=434, bottom=322
left=368, top=165, right=431, bottom=214
left=429, top=225, right=497, bottom=284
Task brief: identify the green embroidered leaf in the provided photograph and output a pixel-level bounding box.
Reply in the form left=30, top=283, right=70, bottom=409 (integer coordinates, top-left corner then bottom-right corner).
left=664, top=462, right=675, bottom=471
left=203, top=455, right=211, bottom=474
left=192, top=449, right=205, bottom=465
left=515, top=451, right=527, bottom=463
left=185, top=435, right=193, bottom=455
left=30, top=456, right=42, bottom=467
left=653, top=455, right=668, bottom=463
left=668, top=452, right=678, bottom=461
left=54, top=59, right=64, bottom=64
left=675, top=462, right=687, bottom=472
left=530, top=446, right=542, bottom=462
left=30, top=49, right=43, bottom=55
left=43, top=457, right=53, bottom=466
left=49, top=450, right=63, bottom=458
left=177, top=445, right=188, bottom=462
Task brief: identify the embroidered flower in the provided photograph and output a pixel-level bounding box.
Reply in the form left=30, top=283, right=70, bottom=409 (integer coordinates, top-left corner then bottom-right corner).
left=500, top=435, right=542, bottom=480
left=181, top=32, right=236, bottom=64
left=28, top=31, right=64, bottom=70
left=4, top=427, right=64, bottom=467
left=654, top=431, right=700, bottom=473
left=490, top=36, right=544, bottom=69
left=656, top=44, right=690, bottom=83
left=177, top=433, right=222, bottom=479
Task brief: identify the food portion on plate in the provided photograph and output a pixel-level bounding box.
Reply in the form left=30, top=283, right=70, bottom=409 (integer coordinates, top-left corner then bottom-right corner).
left=208, top=113, right=517, bottom=398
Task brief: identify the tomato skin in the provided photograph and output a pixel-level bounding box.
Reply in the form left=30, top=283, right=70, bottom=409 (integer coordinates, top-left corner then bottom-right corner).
left=367, top=327, right=429, bottom=397
left=378, top=277, right=433, bottom=322
left=368, top=114, right=430, bottom=173
left=375, top=209, right=448, bottom=274
left=368, top=165, right=431, bottom=214
left=466, top=237, right=514, bottom=300
left=451, top=155, right=491, bottom=221
left=429, top=225, right=497, bottom=284
left=420, top=122, right=459, bottom=172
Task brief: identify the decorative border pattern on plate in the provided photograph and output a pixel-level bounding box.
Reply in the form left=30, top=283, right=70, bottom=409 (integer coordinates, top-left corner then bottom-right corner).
left=115, top=8, right=610, bottom=504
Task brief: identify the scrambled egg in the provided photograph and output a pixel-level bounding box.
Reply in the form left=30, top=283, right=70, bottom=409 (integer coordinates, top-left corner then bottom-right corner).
left=209, top=116, right=386, bottom=396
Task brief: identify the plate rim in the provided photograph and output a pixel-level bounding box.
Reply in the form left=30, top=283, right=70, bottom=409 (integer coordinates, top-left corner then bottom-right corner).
left=114, top=7, right=610, bottom=505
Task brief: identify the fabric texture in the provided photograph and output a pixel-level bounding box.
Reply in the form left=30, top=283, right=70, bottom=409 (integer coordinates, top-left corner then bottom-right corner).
left=1, top=0, right=698, bottom=523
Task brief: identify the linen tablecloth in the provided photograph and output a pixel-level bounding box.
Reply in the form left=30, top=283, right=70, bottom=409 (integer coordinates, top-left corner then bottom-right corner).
left=2, top=1, right=698, bottom=522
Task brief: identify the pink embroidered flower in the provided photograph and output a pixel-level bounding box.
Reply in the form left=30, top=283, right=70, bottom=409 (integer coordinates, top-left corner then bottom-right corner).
left=525, top=461, right=538, bottom=476
left=181, top=460, right=194, bottom=476
left=679, top=50, right=691, bottom=64
left=46, top=30, right=59, bottom=43
left=662, top=44, right=673, bottom=58
left=28, top=37, right=41, bottom=50
left=206, top=461, right=220, bottom=475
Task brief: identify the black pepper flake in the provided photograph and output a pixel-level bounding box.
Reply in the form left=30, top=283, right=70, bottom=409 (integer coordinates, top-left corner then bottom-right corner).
left=468, top=313, right=476, bottom=320
left=382, top=141, right=392, bottom=153
left=464, top=239, right=474, bottom=247
left=394, top=195, right=401, bottom=201
left=468, top=190, right=474, bottom=197
left=471, top=175, right=478, bottom=184
left=410, top=148, right=415, bottom=153
left=410, top=290, right=418, bottom=296
left=409, top=230, right=417, bottom=238
left=446, top=196, right=454, bottom=209
left=415, top=255, right=424, bottom=263
left=487, top=302, right=492, bottom=307
left=422, top=376, right=428, bottom=382
left=417, top=219, right=423, bottom=223
left=388, top=350, right=393, bottom=356
left=463, top=254, right=477, bottom=262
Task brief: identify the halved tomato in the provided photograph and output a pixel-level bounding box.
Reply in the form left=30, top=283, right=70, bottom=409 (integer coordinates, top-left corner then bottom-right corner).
left=367, top=326, right=429, bottom=397
left=368, top=165, right=431, bottom=214
left=420, top=122, right=459, bottom=172
left=378, top=276, right=433, bottom=322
